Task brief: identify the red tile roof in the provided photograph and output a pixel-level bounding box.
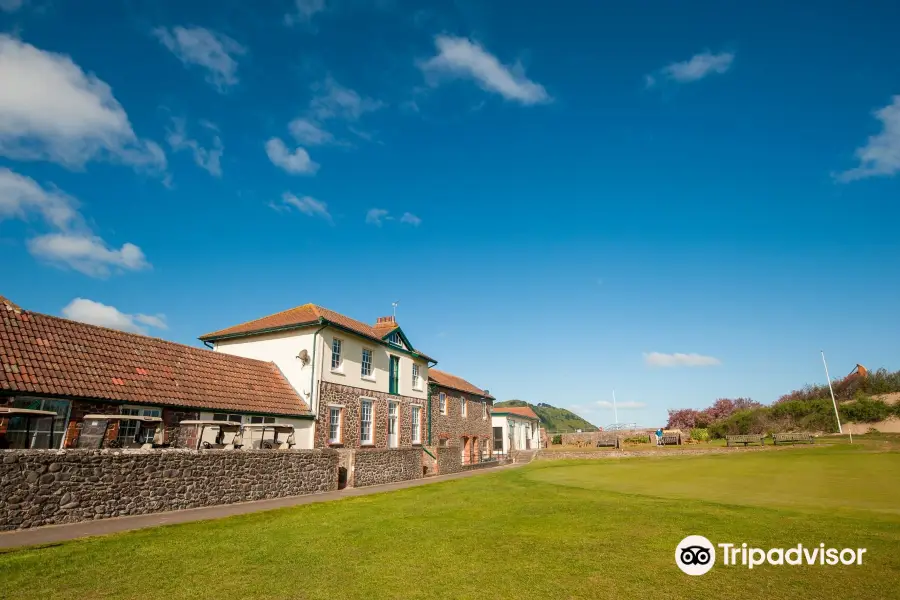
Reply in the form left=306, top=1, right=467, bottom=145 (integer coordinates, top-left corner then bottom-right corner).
left=0, top=296, right=21, bottom=312
left=492, top=406, right=539, bottom=420
left=429, top=369, right=493, bottom=399
left=200, top=303, right=434, bottom=361
left=0, top=305, right=310, bottom=416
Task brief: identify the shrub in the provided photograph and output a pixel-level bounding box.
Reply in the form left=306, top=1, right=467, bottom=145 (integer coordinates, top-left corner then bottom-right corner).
left=551, top=434, right=562, bottom=445
left=840, top=397, right=892, bottom=423
left=622, top=436, right=649, bottom=444
left=690, top=428, right=709, bottom=442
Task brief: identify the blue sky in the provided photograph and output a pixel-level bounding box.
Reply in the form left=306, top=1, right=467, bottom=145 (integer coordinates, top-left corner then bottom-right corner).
left=2, top=0, right=899, bottom=428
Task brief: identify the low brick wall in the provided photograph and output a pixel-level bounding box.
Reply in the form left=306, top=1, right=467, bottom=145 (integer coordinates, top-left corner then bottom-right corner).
left=348, top=448, right=423, bottom=488
left=436, top=446, right=505, bottom=475
left=0, top=449, right=339, bottom=531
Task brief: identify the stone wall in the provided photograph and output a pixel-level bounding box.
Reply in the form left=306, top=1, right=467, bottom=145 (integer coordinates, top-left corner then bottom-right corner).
left=345, top=448, right=423, bottom=487
left=0, top=448, right=338, bottom=531
left=436, top=445, right=505, bottom=475
left=316, top=381, right=425, bottom=449
left=429, top=384, right=493, bottom=456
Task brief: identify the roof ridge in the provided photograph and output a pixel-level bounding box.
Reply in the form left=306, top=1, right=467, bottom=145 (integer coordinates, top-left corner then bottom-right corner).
left=23, top=310, right=285, bottom=369
left=202, top=303, right=319, bottom=338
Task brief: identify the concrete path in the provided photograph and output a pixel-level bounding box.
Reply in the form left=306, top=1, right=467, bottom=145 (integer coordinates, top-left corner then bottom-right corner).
left=0, top=463, right=519, bottom=550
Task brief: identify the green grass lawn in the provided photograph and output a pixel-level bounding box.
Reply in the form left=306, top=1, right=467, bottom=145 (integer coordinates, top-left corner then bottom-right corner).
left=2, top=439, right=899, bottom=600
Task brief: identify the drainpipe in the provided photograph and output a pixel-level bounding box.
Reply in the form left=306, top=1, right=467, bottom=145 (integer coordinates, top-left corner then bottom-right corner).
left=426, top=382, right=433, bottom=446
left=309, top=320, right=328, bottom=421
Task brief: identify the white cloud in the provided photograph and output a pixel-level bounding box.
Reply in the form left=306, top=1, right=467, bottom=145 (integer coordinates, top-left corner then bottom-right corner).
left=647, top=51, right=734, bottom=86
left=275, top=192, right=332, bottom=222
left=420, top=35, right=550, bottom=105
left=309, top=76, right=384, bottom=122
left=166, top=117, right=223, bottom=176
left=28, top=233, right=149, bottom=277
left=61, top=298, right=166, bottom=335
left=365, top=208, right=389, bottom=226
left=597, top=400, right=646, bottom=409
left=0, top=0, right=24, bottom=12
left=837, top=95, right=900, bottom=182
left=154, top=26, right=245, bottom=92
left=0, top=167, right=150, bottom=277
left=400, top=212, right=422, bottom=226
left=265, top=137, right=319, bottom=174
left=0, top=34, right=167, bottom=172
left=366, top=209, right=421, bottom=227
left=643, top=352, right=721, bottom=368
left=288, top=117, right=334, bottom=146
left=285, top=0, right=325, bottom=25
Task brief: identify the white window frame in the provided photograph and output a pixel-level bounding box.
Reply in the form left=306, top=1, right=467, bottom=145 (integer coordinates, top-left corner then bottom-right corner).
left=387, top=332, right=401, bottom=347
left=213, top=413, right=243, bottom=423
left=361, top=348, right=374, bottom=379
left=328, top=406, right=342, bottom=444
left=331, top=338, right=343, bottom=372
left=439, top=392, right=446, bottom=415
left=360, top=399, right=374, bottom=445
left=119, top=405, right=162, bottom=444
left=482, top=401, right=487, bottom=419
left=249, top=416, right=275, bottom=424
left=411, top=406, right=422, bottom=444
left=387, top=401, right=399, bottom=448
left=411, top=363, right=421, bottom=390
left=460, top=396, right=467, bottom=418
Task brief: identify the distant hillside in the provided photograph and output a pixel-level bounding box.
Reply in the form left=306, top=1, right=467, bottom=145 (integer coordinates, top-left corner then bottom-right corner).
left=495, top=400, right=598, bottom=432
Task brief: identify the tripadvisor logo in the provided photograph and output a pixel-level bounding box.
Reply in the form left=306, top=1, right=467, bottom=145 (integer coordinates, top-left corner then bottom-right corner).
left=675, top=536, right=867, bottom=576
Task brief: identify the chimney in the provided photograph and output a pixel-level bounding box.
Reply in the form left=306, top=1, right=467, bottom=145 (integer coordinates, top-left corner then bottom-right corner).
left=376, top=316, right=397, bottom=325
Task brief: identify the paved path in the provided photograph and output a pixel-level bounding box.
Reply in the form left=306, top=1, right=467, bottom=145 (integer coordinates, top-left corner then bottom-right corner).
left=0, top=463, right=519, bottom=550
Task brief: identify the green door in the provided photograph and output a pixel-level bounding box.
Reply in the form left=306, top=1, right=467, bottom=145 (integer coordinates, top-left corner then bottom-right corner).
left=389, top=355, right=400, bottom=395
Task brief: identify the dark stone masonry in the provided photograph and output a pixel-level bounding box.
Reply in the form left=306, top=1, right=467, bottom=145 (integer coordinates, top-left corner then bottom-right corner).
left=0, top=449, right=339, bottom=531
left=343, top=448, right=423, bottom=488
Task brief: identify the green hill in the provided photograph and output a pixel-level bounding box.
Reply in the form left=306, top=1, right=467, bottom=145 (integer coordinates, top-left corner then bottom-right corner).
left=494, top=400, right=598, bottom=432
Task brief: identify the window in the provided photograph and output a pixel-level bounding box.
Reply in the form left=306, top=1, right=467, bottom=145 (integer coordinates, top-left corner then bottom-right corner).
left=439, top=392, right=446, bottom=415
left=331, top=338, right=343, bottom=370
left=8, top=397, right=71, bottom=448
left=213, top=414, right=243, bottom=423
left=119, top=406, right=161, bottom=444
left=438, top=438, right=449, bottom=448
left=328, top=407, right=342, bottom=444
left=388, top=402, right=399, bottom=448
left=460, top=397, right=467, bottom=418
left=360, top=400, right=373, bottom=445
left=493, top=427, right=504, bottom=451
left=387, top=332, right=401, bottom=346
left=411, top=406, right=421, bottom=444
left=249, top=416, right=275, bottom=424
left=412, top=363, right=421, bottom=390
left=361, top=348, right=373, bottom=378
left=482, top=401, right=487, bottom=419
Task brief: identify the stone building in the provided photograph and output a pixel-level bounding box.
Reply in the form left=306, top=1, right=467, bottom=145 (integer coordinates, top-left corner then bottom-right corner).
left=0, top=296, right=313, bottom=449
left=199, top=304, right=436, bottom=451
left=427, top=369, right=494, bottom=465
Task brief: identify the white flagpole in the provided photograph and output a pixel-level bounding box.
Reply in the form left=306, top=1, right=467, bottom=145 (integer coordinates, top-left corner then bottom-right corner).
left=821, top=351, right=851, bottom=444
left=612, top=389, right=619, bottom=428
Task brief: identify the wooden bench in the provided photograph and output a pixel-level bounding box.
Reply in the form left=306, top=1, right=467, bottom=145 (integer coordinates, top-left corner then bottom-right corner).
left=726, top=434, right=765, bottom=447
left=660, top=434, right=681, bottom=446
left=773, top=433, right=814, bottom=445
left=596, top=436, right=619, bottom=448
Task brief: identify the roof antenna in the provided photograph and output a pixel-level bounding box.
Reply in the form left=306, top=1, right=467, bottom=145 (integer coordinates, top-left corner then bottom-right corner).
left=392, top=301, right=400, bottom=318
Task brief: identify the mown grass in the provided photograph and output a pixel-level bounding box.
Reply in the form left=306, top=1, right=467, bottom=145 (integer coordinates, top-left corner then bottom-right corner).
left=1, top=438, right=898, bottom=600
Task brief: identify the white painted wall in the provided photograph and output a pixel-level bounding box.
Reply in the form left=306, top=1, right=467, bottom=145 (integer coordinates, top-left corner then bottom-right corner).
left=321, top=327, right=429, bottom=400
left=491, top=415, right=541, bottom=453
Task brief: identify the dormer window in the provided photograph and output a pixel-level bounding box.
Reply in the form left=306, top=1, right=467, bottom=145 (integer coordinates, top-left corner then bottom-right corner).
left=387, top=332, right=401, bottom=346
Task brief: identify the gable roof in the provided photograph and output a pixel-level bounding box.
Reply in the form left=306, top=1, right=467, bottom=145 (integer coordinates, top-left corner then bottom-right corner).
left=429, top=369, right=493, bottom=399
left=492, top=406, right=539, bottom=420
left=199, top=303, right=435, bottom=362
left=0, top=304, right=310, bottom=417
